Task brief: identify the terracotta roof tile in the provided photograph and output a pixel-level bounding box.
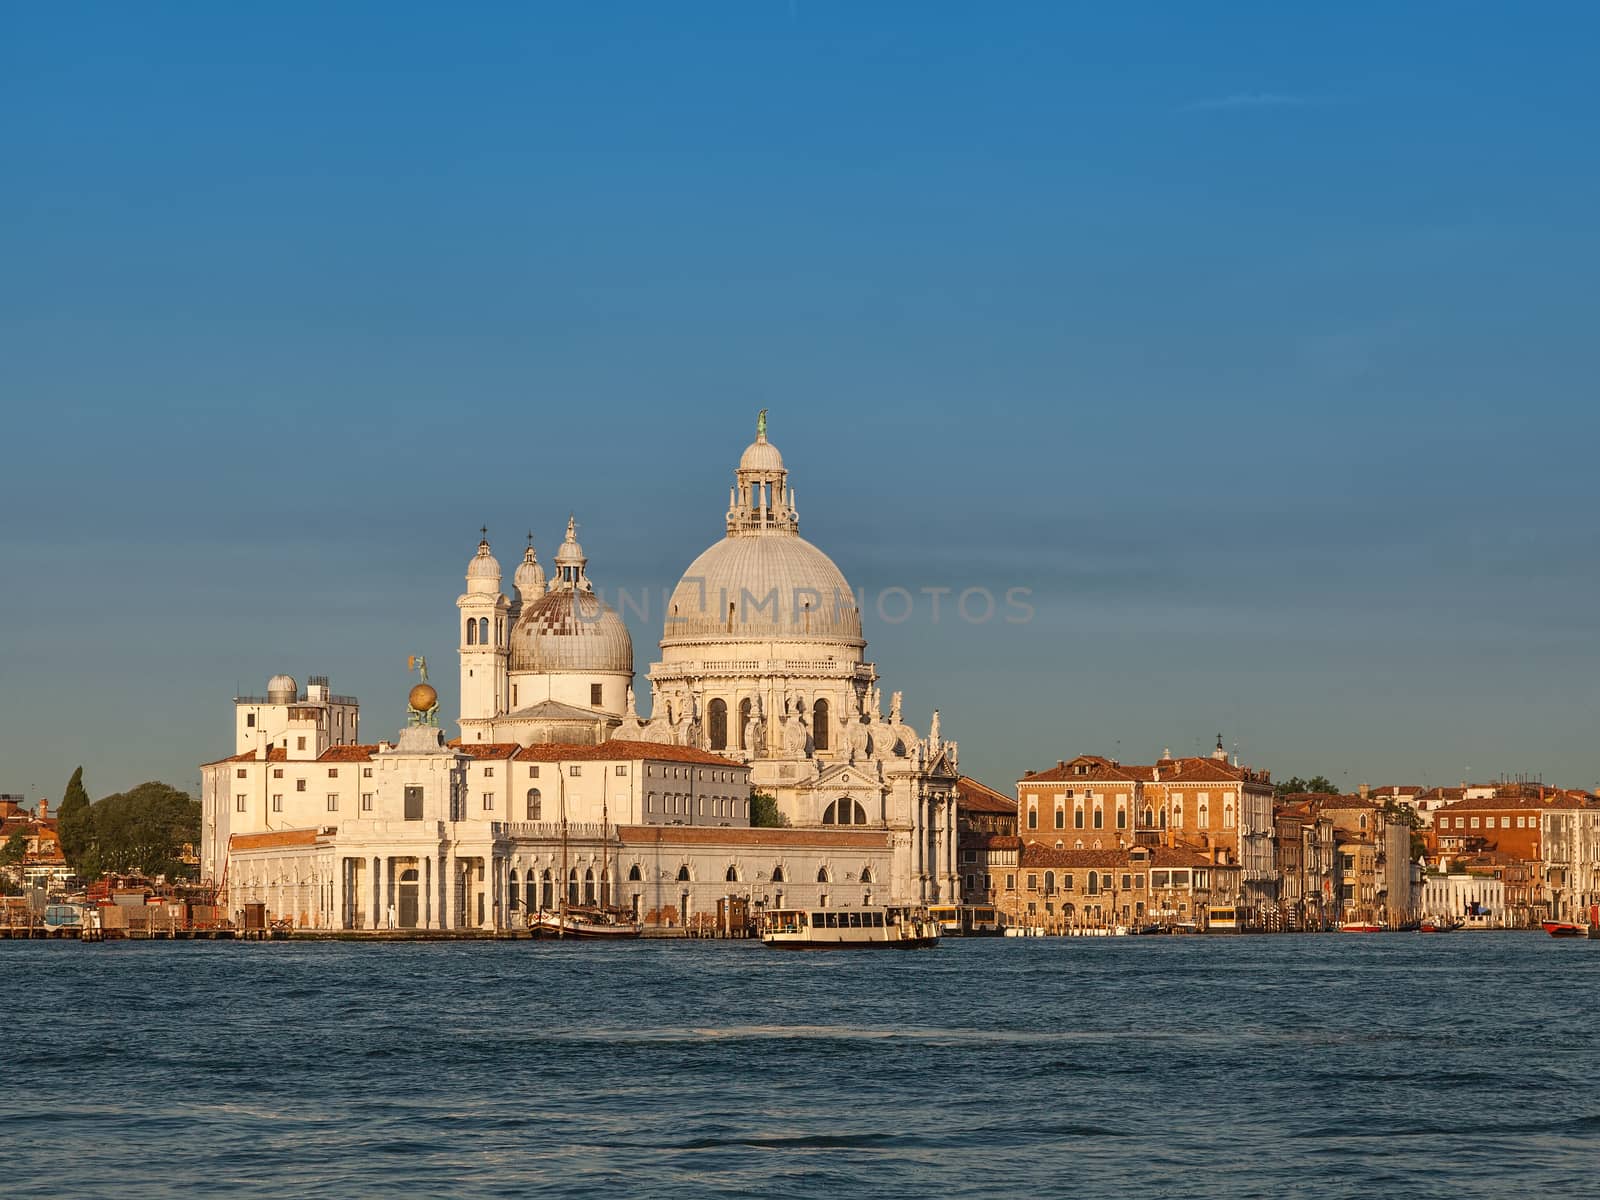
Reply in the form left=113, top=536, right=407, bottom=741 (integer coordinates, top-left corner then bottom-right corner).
left=956, top=776, right=1016, bottom=814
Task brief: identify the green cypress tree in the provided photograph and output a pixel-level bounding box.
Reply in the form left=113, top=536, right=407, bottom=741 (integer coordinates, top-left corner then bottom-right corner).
left=56, top=765, right=94, bottom=866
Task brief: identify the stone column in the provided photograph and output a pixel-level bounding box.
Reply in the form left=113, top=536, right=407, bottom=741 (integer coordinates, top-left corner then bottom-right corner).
left=443, top=852, right=454, bottom=930
left=370, top=855, right=382, bottom=931
left=423, top=855, right=433, bottom=930
left=946, top=797, right=958, bottom=898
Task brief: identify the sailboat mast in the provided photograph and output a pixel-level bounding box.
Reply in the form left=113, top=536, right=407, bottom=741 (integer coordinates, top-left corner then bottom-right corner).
left=559, top=763, right=568, bottom=940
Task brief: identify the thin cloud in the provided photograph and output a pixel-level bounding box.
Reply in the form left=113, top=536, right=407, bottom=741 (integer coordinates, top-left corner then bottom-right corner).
left=1182, top=92, right=1315, bottom=113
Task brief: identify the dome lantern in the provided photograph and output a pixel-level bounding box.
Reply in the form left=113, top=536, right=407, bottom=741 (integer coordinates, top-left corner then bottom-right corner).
left=729, top=409, right=798, bottom=535
left=514, top=532, right=546, bottom=604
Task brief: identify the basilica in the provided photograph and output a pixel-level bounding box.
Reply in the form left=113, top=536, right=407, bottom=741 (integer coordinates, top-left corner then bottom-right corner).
left=201, top=416, right=962, bottom=931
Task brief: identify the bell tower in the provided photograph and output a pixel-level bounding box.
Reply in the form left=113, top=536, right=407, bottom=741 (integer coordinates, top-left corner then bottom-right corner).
left=457, top=529, right=509, bottom=732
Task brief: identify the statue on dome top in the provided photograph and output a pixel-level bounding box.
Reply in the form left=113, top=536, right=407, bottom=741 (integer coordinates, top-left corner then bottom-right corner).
left=757, top=408, right=768, bottom=439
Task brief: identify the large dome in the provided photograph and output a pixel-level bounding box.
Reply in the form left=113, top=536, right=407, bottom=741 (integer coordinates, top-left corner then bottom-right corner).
left=663, top=533, right=863, bottom=644
left=510, top=589, right=633, bottom=674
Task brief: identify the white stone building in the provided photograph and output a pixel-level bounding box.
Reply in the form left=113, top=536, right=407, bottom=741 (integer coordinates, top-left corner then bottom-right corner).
left=200, top=414, right=958, bottom=929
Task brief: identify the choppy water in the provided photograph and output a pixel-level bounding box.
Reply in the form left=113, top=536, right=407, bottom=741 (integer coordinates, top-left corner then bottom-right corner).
left=3, top=933, right=1596, bottom=1198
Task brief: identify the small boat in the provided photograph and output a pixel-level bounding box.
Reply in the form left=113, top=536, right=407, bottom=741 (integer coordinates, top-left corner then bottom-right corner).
left=528, top=906, right=642, bottom=940
left=1339, top=920, right=1382, bottom=933
left=1541, top=920, right=1586, bottom=939
left=1419, top=918, right=1462, bottom=934
left=42, top=903, right=85, bottom=930
left=927, top=903, right=1004, bottom=937
left=760, top=905, right=939, bottom=949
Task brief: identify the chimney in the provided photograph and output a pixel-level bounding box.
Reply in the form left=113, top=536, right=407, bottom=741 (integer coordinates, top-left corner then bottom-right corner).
left=1359, top=783, right=1370, bottom=801
left=37, top=799, right=49, bottom=821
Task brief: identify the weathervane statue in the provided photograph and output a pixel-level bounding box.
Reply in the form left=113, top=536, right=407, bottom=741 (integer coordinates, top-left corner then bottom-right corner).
left=757, top=408, right=768, bottom=438
left=406, top=654, right=438, bottom=726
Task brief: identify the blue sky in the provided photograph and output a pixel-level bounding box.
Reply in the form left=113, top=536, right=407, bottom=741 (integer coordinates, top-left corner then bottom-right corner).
left=3, top=2, right=1599, bottom=803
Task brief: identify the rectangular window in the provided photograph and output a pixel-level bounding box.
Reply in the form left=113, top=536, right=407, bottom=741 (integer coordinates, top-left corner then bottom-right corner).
left=273, top=769, right=283, bottom=779
left=483, top=793, right=493, bottom=811
left=1121, top=874, right=1132, bottom=890
left=326, top=794, right=338, bottom=812
left=246, top=713, right=256, bottom=728
left=569, top=766, right=581, bottom=777
left=235, top=768, right=247, bottom=779
left=529, top=765, right=540, bottom=778
left=361, top=793, right=373, bottom=812
left=404, top=786, right=423, bottom=821
left=1027, top=874, right=1038, bottom=890
left=1027, top=809, right=1037, bottom=830
left=297, top=737, right=306, bottom=751
left=1064, top=874, right=1074, bottom=891
left=328, top=768, right=338, bottom=778
left=1470, top=817, right=1479, bottom=829
left=484, top=767, right=494, bottom=778
left=235, top=795, right=247, bottom=812
left=363, top=767, right=373, bottom=779
left=615, top=765, right=627, bottom=776
left=296, top=779, right=306, bottom=792
left=1501, top=816, right=1510, bottom=829
left=271, top=794, right=282, bottom=813
left=1054, top=808, right=1064, bottom=829
left=591, top=684, right=603, bottom=707
left=1006, top=874, right=1015, bottom=890
left=1135, top=874, right=1145, bottom=889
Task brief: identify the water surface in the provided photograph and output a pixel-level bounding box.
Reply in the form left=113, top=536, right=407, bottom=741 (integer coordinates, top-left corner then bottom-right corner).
left=3, top=934, right=1594, bottom=1197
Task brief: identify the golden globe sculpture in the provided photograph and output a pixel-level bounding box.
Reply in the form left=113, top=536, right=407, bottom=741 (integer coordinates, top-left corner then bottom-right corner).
left=408, top=683, right=438, bottom=714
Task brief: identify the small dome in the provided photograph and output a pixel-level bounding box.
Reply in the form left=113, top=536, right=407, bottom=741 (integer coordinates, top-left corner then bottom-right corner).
left=509, top=589, right=633, bottom=675
left=266, top=675, right=298, bottom=704
left=514, top=540, right=545, bottom=601
left=739, top=435, right=785, bottom=473
left=465, top=536, right=502, bottom=595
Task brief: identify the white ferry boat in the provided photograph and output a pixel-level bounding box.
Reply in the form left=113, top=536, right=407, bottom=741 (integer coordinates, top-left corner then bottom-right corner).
left=759, top=905, right=940, bottom=949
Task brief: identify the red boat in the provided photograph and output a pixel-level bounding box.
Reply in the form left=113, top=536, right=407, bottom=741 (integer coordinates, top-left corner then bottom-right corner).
left=1420, top=918, right=1461, bottom=934
left=1541, top=920, right=1586, bottom=939
left=1339, top=920, right=1382, bottom=933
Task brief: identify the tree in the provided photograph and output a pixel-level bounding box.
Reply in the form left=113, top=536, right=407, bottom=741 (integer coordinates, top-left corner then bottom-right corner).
left=0, top=831, right=26, bottom=866
left=56, top=766, right=93, bottom=866
left=1275, top=775, right=1338, bottom=798
left=73, top=782, right=200, bottom=880
left=749, top=791, right=790, bottom=828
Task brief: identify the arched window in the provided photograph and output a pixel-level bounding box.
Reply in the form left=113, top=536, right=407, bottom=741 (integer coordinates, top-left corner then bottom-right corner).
left=676, top=865, right=691, bottom=882
left=822, top=799, right=869, bottom=826
left=816, top=867, right=830, bottom=884
left=628, top=864, right=642, bottom=882
left=812, top=698, right=830, bottom=751
left=526, top=789, right=541, bottom=821
left=1159, top=807, right=1167, bottom=829
left=1093, top=804, right=1104, bottom=830
left=860, top=867, right=871, bottom=885
left=479, top=617, right=490, bottom=644
left=524, top=873, right=535, bottom=912
left=1198, top=804, right=1209, bottom=829
left=508, top=869, right=520, bottom=910
left=1143, top=805, right=1154, bottom=828
left=708, top=698, right=728, bottom=751
left=541, top=869, right=553, bottom=909
left=1172, top=799, right=1183, bottom=827
left=1117, top=803, right=1128, bottom=830
left=1044, top=870, right=1056, bottom=894
left=725, top=865, right=738, bottom=882
left=584, top=868, right=596, bottom=905
left=772, top=865, right=785, bottom=883
left=1224, top=804, right=1236, bottom=829
left=1074, top=805, right=1085, bottom=829
left=1087, top=873, right=1099, bottom=896
left=738, top=698, right=752, bottom=749
left=567, top=868, right=579, bottom=905
left=466, top=619, right=477, bottom=645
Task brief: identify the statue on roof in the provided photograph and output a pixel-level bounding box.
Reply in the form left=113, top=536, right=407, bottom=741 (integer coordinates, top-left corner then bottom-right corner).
left=757, top=408, right=768, bottom=439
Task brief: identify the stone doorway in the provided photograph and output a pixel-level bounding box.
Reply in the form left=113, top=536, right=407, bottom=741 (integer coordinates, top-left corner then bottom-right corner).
left=398, top=867, right=420, bottom=929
